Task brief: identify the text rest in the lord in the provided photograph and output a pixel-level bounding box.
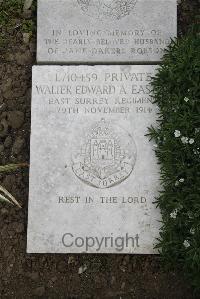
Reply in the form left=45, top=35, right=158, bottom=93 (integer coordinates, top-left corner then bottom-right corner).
left=58, top=195, right=148, bottom=205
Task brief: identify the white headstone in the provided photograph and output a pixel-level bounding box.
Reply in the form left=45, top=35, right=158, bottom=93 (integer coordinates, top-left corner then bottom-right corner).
left=37, top=0, right=177, bottom=63
left=27, top=65, right=161, bottom=254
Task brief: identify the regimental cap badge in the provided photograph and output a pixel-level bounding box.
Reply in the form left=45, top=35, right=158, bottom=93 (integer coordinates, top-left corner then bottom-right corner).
left=72, top=118, right=137, bottom=188
left=77, top=0, right=137, bottom=21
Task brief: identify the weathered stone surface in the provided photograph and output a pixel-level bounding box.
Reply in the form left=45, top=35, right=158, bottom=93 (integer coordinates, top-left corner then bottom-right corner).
left=37, top=0, right=177, bottom=63
left=27, top=65, right=161, bottom=254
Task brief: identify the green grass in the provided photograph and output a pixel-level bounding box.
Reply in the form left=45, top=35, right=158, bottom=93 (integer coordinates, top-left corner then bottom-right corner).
left=0, top=0, right=23, bottom=27
left=0, top=163, right=28, bottom=208
left=148, top=25, right=200, bottom=291
left=0, top=0, right=36, bottom=48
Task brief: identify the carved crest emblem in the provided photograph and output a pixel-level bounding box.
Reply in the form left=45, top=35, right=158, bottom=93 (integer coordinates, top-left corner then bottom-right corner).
left=77, top=0, right=137, bottom=21
left=72, top=119, right=137, bottom=188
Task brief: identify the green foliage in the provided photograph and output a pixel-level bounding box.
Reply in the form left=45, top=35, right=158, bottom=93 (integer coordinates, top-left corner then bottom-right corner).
left=148, top=26, right=200, bottom=291
left=0, top=163, right=28, bottom=173
left=21, top=19, right=36, bottom=34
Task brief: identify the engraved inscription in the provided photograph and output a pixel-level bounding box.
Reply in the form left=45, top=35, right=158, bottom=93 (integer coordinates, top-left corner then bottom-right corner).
left=37, top=0, right=177, bottom=62
left=72, top=118, right=137, bottom=188
left=77, top=0, right=137, bottom=20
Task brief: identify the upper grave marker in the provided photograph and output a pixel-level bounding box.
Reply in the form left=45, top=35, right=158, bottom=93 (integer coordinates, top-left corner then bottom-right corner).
left=27, top=65, right=161, bottom=254
left=37, top=0, right=177, bottom=63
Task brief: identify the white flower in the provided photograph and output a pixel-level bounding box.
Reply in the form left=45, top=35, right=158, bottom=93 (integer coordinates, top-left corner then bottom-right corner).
left=193, top=149, right=199, bottom=155
left=193, top=150, right=198, bottom=155
left=175, top=181, right=179, bottom=186
left=195, top=128, right=200, bottom=133
left=179, top=178, right=184, bottom=183
left=183, top=240, right=190, bottom=248
left=190, top=228, right=195, bottom=235
left=174, top=130, right=181, bottom=138
left=184, top=97, right=189, bottom=102
left=153, top=144, right=158, bottom=148
left=181, top=136, right=189, bottom=144
left=170, top=209, right=178, bottom=219
left=188, top=212, right=193, bottom=219
left=189, top=138, right=194, bottom=144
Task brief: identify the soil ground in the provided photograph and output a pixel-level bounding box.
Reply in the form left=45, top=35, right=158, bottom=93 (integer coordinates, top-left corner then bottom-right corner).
left=0, top=1, right=199, bottom=298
